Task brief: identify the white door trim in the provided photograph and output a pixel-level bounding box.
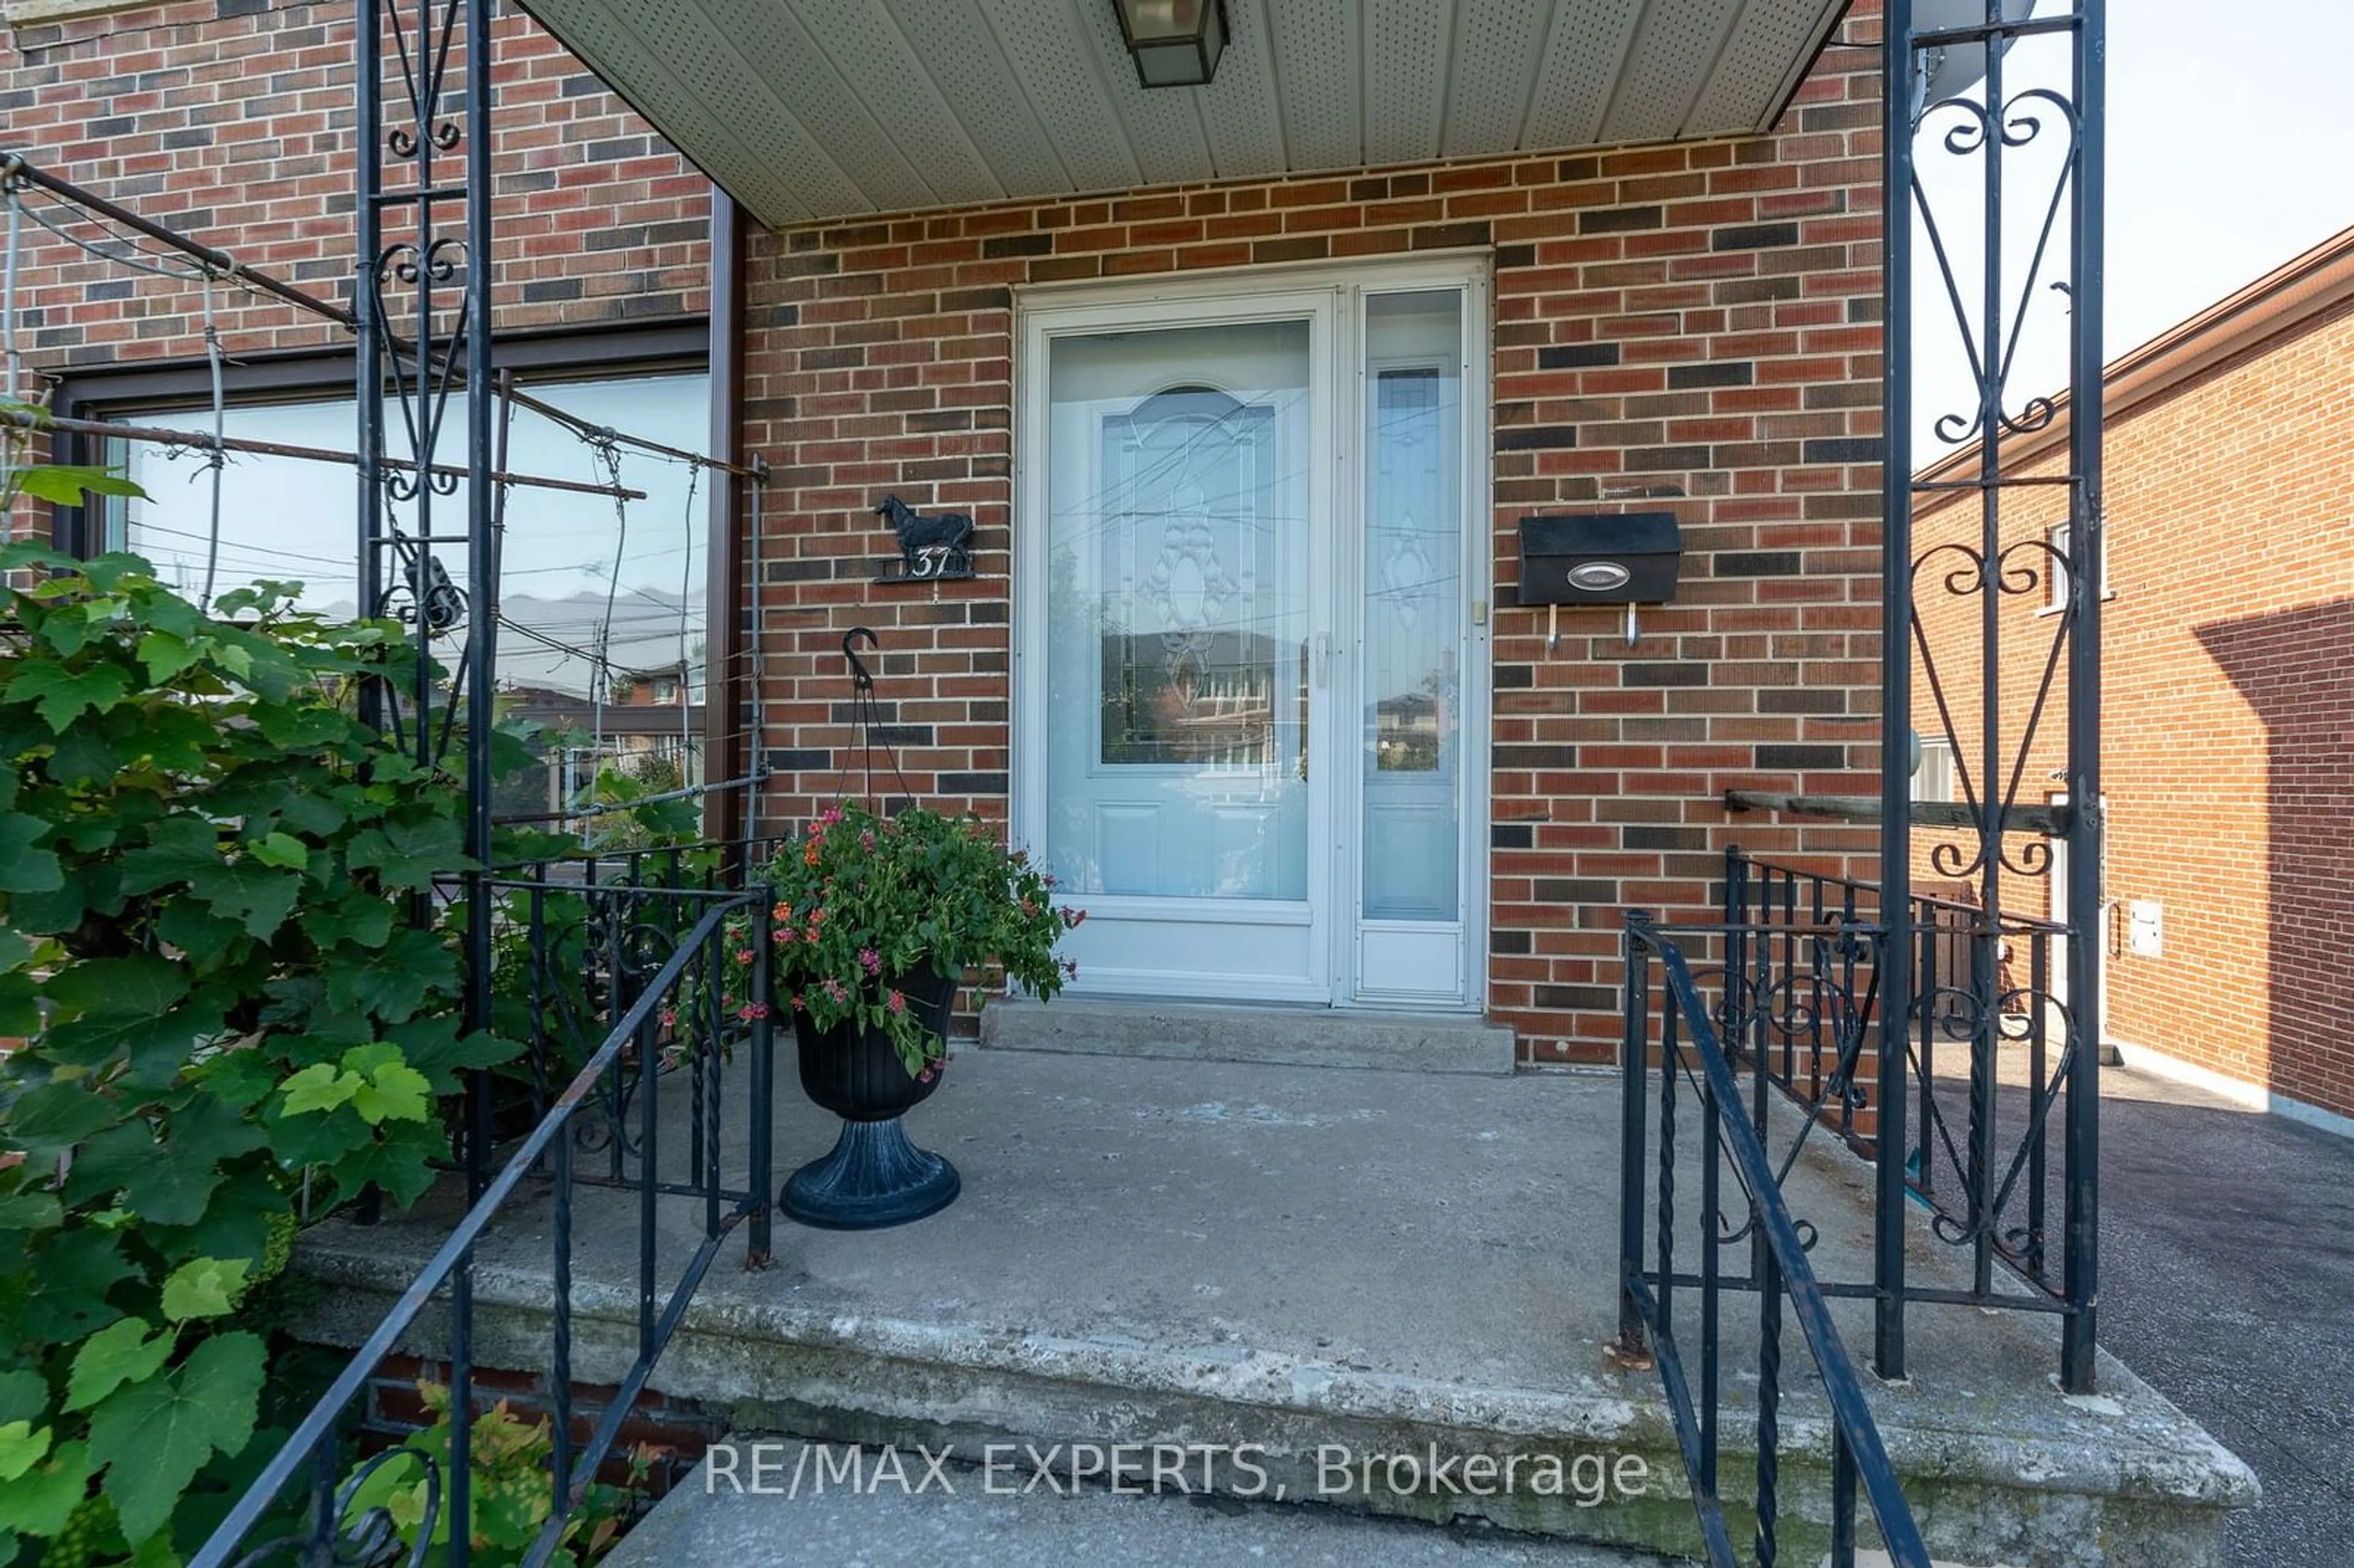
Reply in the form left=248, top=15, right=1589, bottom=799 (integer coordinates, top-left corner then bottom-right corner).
left=1011, top=257, right=1491, bottom=1011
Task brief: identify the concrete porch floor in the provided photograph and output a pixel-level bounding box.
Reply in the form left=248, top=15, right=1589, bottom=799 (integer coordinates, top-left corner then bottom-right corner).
left=289, top=1043, right=2255, bottom=1566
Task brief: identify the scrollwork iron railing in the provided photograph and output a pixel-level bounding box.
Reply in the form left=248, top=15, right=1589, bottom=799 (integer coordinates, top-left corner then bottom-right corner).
left=190, top=881, right=776, bottom=1568
left=1713, top=849, right=2090, bottom=1328
left=1616, top=915, right=1930, bottom=1568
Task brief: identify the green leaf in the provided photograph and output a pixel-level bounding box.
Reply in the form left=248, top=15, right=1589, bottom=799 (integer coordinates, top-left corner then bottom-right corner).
left=5, top=659, right=131, bottom=731
left=0, top=815, right=61, bottom=895
left=0, top=972, right=37, bottom=1036
left=349, top=814, right=468, bottom=890
left=387, top=1020, right=517, bottom=1095
left=0, top=539, right=72, bottom=574
left=90, top=1330, right=264, bottom=1544
left=159, top=1256, right=251, bottom=1322
left=0, top=1441, right=93, bottom=1539
left=0, top=1371, right=46, bottom=1426
left=0, top=1420, right=50, bottom=1483
left=15, top=465, right=142, bottom=504
left=36, top=1001, right=214, bottom=1076
left=41, top=952, right=189, bottom=1023
left=65, top=1097, right=265, bottom=1227
left=0, top=1227, right=134, bottom=1341
left=323, top=928, right=452, bottom=1022
left=248, top=831, right=310, bottom=870
left=189, top=859, right=303, bottom=940
left=154, top=897, right=248, bottom=961
left=305, top=894, right=395, bottom=951
left=66, top=1319, right=174, bottom=1413
left=117, top=816, right=224, bottom=896
left=2, top=1082, right=120, bottom=1154
left=351, top=1061, right=432, bottom=1125
left=0, top=1190, right=64, bottom=1232
left=42, top=723, right=121, bottom=786
left=134, top=629, right=202, bottom=682
left=276, top=1062, right=356, bottom=1117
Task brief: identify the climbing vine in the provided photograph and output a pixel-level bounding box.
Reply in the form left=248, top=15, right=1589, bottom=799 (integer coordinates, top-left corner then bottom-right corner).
left=0, top=540, right=521, bottom=1564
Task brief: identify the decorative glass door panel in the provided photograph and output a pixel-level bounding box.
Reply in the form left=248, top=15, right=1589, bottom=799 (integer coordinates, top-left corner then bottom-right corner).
left=1038, top=314, right=1327, bottom=999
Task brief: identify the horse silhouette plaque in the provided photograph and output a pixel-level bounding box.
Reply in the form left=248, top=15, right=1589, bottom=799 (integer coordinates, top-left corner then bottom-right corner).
left=874, top=493, right=977, bottom=582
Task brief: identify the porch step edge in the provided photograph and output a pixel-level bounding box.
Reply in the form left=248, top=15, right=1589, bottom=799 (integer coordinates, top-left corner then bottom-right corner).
left=606, top=1442, right=1694, bottom=1568
left=290, top=1240, right=2255, bottom=1567
left=978, top=995, right=1517, bottom=1075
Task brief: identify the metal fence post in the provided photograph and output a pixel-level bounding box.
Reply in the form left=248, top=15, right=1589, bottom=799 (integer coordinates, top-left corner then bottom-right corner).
left=1875, top=0, right=1917, bottom=1384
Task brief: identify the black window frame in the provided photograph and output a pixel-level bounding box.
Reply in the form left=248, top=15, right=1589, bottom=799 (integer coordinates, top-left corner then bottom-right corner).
left=46, top=319, right=709, bottom=559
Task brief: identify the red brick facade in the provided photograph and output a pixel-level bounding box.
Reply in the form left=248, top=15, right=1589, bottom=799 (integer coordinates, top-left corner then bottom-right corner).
left=7, top=2, right=1891, bottom=1066
left=0, top=0, right=707, bottom=364
left=1913, top=247, right=2354, bottom=1121
left=738, top=50, right=1887, bottom=1063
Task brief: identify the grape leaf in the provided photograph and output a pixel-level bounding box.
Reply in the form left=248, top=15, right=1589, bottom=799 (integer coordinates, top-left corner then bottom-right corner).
left=66, top=1319, right=174, bottom=1412
left=5, top=659, right=131, bottom=731
left=90, top=1330, right=264, bottom=1543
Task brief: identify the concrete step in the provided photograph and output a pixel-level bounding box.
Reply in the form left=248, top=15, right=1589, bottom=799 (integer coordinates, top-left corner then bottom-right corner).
left=291, top=1052, right=2255, bottom=1567
left=978, top=994, right=1517, bottom=1074
left=605, top=1442, right=1693, bottom=1568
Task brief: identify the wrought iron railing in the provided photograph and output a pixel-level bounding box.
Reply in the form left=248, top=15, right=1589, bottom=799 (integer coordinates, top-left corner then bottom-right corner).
left=1720, top=849, right=2089, bottom=1313
left=191, top=878, right=775, bottom=1568
left=1617, top=914, right=1930, bottom=1568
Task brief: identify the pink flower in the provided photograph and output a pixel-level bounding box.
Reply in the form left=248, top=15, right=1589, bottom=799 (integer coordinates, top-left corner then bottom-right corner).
left=734, top=948, right=755, bottom=966
left=917, top=1065, right=935, bottom=1084
left=861, top=830, right=876, bottom=850
left=1061, top=959, right=1079, bottom=979
left=775, top=926, right=796, bottom=945
left=859, top=946, right=882, bottom=976
left=1060, top=905, right=1086, bottom=929
left=824, top=976, right=847, bottom=1003
left=737, top=1002, right=769, bottom=1021
left=887, top=989, right=906, bottom=1014
left=660, top=1008, right=678, bottom=1027
left=790, top=992, right=806, bottom=1011
left=1042, top=872, right=1058, bottom=888
left=818, top=806, right=844, bottom=828
left=772, top=902, right=793, bottom=923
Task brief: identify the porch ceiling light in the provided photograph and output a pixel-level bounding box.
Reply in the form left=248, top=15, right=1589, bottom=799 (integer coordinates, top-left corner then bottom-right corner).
left=1112, top=0, right=1226, bottom=89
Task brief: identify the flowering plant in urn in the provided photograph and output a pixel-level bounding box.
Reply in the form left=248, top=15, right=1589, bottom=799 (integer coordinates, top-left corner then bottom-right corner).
left=741, top=801, right=1081, bottom=1079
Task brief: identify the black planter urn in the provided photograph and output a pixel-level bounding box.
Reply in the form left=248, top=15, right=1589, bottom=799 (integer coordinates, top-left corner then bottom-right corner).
left=779, top=967, right=960, bottom=1230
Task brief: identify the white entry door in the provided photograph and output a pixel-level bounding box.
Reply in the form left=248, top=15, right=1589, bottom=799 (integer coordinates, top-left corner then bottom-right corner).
left=1015, top=265, right=1487, bottom=1008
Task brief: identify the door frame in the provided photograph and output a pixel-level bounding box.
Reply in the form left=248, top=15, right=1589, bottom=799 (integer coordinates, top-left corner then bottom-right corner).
left=1010, top=255, right=1492, bottom=1010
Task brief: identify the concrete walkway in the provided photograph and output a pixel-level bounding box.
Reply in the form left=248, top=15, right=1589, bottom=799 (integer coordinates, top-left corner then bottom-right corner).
left=2096, top=1066, right=2354, bottom=1566
left=294, top=1048, right=2254, bottom=1565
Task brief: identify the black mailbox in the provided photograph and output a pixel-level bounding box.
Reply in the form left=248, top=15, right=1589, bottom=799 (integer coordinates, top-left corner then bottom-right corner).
left=1516, top=512, right=1683, bottom=606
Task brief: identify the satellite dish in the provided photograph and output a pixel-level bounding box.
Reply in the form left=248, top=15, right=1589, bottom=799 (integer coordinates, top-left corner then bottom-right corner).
left=1910, top=0, right=2036, bottom=126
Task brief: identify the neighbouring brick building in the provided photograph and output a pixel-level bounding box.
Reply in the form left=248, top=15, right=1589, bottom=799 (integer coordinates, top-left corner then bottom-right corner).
left=1911, top=225, right=2354, bottom=1128
left=5, top=0, right=1887, bottom=1065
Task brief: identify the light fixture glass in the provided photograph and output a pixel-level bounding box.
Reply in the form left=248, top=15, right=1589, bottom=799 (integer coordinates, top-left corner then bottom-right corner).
left=1111, top=0, right=1226, bottom=89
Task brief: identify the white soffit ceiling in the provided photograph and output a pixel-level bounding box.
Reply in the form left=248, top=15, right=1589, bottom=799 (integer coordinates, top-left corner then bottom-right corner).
left=516, top=0, right=1850, bottom=230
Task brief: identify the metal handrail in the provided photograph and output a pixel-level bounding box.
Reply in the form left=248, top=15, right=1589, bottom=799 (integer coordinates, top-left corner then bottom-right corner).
left=1619, top=913, right=1931, bottom=1568
left=192, top=886, right=775, bottom=1568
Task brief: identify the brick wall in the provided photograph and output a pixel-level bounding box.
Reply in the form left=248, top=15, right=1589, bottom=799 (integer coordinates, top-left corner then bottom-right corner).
left=1911, top=295, right=2354, bottom=1119
left=8, top=0, right=1894, bottom=1067
left=368, top=1353, right=723, bottom=1498
left=736, top=38, right=1888, bottom=1065
left=0, top=0, right=707, bottom=371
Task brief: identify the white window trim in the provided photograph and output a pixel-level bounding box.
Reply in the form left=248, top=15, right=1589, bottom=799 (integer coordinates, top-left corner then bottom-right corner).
left=2037, top=517, right=2114, bottom=616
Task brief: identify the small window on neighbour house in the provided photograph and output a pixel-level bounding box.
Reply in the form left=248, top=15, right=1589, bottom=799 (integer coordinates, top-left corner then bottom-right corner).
left=1913, top=737, right=1957, bottom=805
left=93, top=364, right=713, bottom=815
left=2044, top=519, right=2111, bottom=612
